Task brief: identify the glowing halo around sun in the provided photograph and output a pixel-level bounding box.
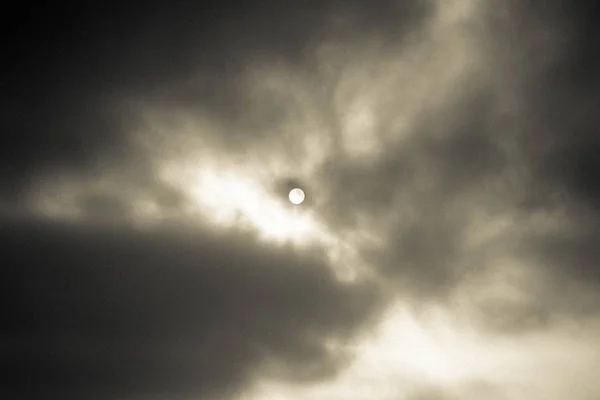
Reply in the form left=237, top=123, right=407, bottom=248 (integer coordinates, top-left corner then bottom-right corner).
left=288, top=188, right=305, bottom=205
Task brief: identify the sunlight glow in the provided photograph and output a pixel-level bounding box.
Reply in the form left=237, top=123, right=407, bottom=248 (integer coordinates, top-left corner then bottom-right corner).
left=191, top=169, right=314, bottom=243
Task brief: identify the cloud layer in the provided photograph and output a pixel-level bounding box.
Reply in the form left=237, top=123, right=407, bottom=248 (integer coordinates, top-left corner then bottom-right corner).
left=3, top=0, right=600, bottom=399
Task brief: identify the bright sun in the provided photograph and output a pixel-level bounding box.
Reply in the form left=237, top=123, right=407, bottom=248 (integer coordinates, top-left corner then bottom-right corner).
left=288, top=188, right=305, bottom=205
left=181, top=168, right=316, bottom=244
left=158, top=162, right=367, bottom=281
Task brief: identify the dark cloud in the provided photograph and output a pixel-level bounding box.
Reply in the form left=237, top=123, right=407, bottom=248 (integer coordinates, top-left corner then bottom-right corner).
left=1, top=217, right=382, bottom=399
left=2, top=0, right=433, bottom=202
left=307, top=0, right=600, bottom=335
left=317, top=86, right=509, bottom=303
left=507, top=1, right=600, bottom=321
left=4, top=0, right=600, bottom=398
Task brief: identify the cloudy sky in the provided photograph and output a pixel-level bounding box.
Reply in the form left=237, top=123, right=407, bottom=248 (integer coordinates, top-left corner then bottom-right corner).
left=2, top=1, right=599, bottom=399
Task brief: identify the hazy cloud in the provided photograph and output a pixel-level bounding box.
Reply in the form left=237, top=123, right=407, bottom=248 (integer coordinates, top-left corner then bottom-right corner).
left=3, top=0, right=600, bottom=399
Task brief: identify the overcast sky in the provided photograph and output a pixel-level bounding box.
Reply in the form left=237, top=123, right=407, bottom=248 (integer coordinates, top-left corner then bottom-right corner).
left=2, top=1, right=600, bottom=399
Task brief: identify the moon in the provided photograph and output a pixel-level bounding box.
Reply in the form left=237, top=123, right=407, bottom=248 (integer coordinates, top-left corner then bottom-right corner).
left=288, top=188, right=305, bottom=205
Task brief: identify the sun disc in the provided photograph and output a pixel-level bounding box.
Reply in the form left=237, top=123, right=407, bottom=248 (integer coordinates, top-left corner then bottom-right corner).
left=289, top=188, right=305, bottom=205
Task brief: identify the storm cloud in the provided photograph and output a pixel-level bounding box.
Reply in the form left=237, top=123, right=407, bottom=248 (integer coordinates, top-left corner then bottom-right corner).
left=3, top=0, right=600, bottom=399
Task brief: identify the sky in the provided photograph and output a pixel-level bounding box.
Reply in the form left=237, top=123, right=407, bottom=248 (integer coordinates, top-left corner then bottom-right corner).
left=2, top=1, right=599, bottom=399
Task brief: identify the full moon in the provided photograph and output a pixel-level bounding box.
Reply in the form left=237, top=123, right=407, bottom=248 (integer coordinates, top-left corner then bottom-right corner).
left=288, top=188, right=305, bottom=205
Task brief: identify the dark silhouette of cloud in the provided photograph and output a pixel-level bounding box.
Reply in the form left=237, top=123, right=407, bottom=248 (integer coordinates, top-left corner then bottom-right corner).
left=3, top=0, right=600, bottom=399
left=1, top=217, right=382, bottom=399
